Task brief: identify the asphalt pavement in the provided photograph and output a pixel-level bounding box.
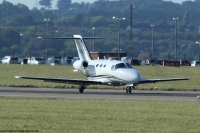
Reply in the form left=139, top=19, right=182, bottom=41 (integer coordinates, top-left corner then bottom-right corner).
left=0, top=87, right=199, bottom=101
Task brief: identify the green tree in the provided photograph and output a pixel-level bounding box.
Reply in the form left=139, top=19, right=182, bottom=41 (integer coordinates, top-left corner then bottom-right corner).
left=57, top=0, right=71, bottom=11
left=183, top=11, right=190, bottom=25
left=23, top=15, right=34, bottom=26
left=0, top=47, right=10, bottom=57
left=91, top=16, right=106, bottom=27
left=72, top=13, right=84, bottom=26
left=181, top=1, right=194, bottom=11
left=30, top=8, right=42, bottom=21
left=16, top=3, right=29, bottom=12
left=39, top=0, right=53, bottom=9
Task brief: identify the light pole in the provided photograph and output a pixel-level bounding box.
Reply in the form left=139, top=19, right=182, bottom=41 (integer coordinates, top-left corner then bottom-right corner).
left=129, top=3, right=135, bottom=58
left=173, top=17, right=178, bottom=62
left=20, top=33, right=23, bottom=54
left=56, top=30, right=59, bottom=56
left=44, top=19, right=50, bottom=63
left=113, top=16, right=125, bottom=60
left=92, top=27, right=95, bottom=52
left=44, top=19, right=50, bottom=34
left=150, top=25, right=155, bottom=59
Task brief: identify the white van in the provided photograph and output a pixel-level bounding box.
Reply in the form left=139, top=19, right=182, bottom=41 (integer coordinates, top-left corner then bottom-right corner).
left=121, top=57, right=131, bottom=63
left=191, top=60, right=200, bottom=66
left=1, top=56, right=18, bottom=64
left=27, top=57, right=46, bottom=65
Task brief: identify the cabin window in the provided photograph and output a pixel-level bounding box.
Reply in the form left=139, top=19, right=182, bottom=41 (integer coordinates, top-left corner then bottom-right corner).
left=100, top=64, right=102, bottom=67
left=103, top=65, right=106, bottom=67
left=96, top=64, right=99, bottom=67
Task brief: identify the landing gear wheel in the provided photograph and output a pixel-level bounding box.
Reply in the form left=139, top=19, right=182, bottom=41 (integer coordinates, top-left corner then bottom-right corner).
left=79, top=85, right=86, bottom=93
left=126, top=87, right=132, bottom=94
left=79, top=87, right=84, bottom=93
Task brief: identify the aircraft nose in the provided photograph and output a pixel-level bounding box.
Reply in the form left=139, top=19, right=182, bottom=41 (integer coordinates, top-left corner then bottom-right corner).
left=117, top=69, right=141, bottom=83
left=129, top=69, right=141, bottom=83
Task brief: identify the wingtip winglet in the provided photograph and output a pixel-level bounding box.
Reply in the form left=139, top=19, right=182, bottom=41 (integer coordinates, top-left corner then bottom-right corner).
left=15, top=76, right=21, bottom=79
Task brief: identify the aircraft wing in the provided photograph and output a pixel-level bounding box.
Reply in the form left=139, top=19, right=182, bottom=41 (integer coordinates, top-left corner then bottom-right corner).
left=139, top=78, right=190, bottom=84
left=15, top=76, right=103, bottom=85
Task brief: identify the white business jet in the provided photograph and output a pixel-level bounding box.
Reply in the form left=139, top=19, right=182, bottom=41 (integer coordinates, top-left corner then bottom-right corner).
left=15, top=35, right=190, bottom=94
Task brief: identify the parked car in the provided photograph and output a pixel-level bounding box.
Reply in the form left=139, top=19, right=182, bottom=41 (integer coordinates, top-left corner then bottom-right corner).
left=145, top=58, right=159, bottom=65
left=71, top=57, right=80, bottom=64
left=61, top=56, right=74, bottom=65
left=191, top=60, right=200, bottom=66
left=151, top=59, right=165, bottom=66
left=121, top=57, right=131, bottom=63
left=1, top=56, right=18, bottom=64
left=129, top=58, right=140, bottom=66
left=108, top=57, right=120, bottom=61
left=179, top=60, right=191, bottom=66
left=17, top=58, right=23, bottom=64
left=48, top=56, right=62, bottom=65
left=28, top=57, right=46, bottom=65
left=21, top=58, right=28, bottom=65
left=66, top=56, right=73, bottom=64
left=53, top=56, right=62, bottom=64
left=140, top=60, right=148, bottom=66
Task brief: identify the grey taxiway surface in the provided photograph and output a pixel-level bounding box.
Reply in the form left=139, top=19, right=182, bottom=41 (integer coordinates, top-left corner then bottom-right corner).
left=0, top=87, right=199, bottom=101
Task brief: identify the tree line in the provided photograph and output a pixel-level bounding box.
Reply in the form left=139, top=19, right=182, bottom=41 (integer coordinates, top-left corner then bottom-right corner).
left=0, top=0, right=200, bottom=61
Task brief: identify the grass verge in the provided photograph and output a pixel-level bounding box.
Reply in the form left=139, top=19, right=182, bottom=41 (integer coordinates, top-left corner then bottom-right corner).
left=0, top=64, right=199, bottom=91
left=0, top=97, right=199, bottom=133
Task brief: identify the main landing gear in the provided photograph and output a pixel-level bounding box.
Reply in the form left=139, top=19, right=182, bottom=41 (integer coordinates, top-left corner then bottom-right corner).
left=79, top=84, right=86, bottom=93
left=125, top=86, right=135, bottom=94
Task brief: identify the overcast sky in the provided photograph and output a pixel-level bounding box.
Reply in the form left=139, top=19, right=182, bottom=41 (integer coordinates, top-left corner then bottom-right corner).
left=1, top=0, right=194, bottom=9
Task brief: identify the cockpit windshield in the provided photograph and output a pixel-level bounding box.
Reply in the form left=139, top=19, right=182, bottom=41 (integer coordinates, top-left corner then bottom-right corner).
left=115, top=63, right=126, bottom=69
left=126, top=63, right=133, bottom=68
left=111, top=63, right=134, bottom=71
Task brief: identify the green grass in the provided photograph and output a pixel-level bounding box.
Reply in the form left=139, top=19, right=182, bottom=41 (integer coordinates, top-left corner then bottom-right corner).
left=0, top=64, right=199, bottom=90
left=0, top=97, right=199, bottom=133
left=136, top=66, right=200, bottom=91
left=0, top=65, right=199, bottom=133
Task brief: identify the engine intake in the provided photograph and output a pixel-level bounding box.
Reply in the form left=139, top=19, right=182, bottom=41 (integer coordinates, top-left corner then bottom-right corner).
left=82, top=61, right=88, bottom=68
left=73, top=60, right=88, bottom=70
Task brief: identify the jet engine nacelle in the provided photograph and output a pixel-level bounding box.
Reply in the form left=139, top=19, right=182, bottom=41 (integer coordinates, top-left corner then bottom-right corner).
left=73, top=60, right=89, bottom=70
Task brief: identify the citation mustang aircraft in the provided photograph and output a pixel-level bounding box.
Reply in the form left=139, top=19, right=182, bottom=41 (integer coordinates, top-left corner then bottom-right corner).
left=15, top=35, right=190, bottom=94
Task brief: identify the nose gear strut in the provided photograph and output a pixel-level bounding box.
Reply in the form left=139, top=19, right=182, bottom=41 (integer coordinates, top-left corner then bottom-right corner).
left=79, top=84, right=86, bottom=93
left=125, top=86, right=135, bottom=94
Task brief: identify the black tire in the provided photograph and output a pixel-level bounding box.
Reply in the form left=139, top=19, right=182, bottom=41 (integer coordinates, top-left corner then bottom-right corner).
left=126, top=87, right=128, bottom=93
left=126, top=87, right=131, bottom=94
left=79, top=88, right=84, bottom=93
left=127, top=87, right=131, bottom=94
left=79, top=87, right=84, bottom=93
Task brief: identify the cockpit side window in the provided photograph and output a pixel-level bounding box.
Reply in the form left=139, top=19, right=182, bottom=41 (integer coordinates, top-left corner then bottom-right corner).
left=111, top=65, right=115, bottom=71
left=126, top=63, right=133, bottom=68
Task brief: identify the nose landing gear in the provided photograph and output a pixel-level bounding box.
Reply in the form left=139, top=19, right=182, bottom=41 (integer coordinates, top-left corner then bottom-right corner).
left=126, top=86, right=135, bottom=94
left=79, top=84, right=86, bottom=93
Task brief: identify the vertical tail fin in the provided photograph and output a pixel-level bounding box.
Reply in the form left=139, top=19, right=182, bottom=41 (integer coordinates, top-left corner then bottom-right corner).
left=74, top=35, right=92, bottom=61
